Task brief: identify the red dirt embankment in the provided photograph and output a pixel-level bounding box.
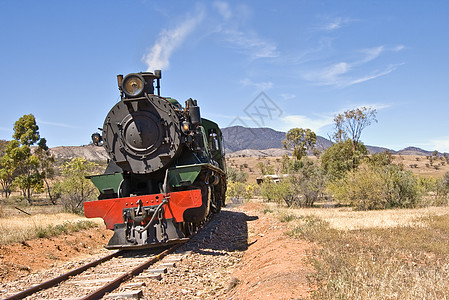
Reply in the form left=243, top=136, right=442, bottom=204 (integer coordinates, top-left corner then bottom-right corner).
left=0, top=227, right=112, bottom=282
left=229, top=203, right=315, bottom=299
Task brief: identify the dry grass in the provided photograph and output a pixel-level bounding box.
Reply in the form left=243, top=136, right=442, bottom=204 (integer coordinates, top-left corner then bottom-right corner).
left=277, top=205, right=449, bottom=230
left=0, top=213, right=105, bottom=244
left=263, top=204, right=449, bottom=299
left=395, top=154, right=449, bottom=178
left=1, top=204, right=66, bottom=216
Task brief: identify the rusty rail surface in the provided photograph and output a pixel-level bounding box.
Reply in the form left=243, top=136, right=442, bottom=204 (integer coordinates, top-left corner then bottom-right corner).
left=4, top=250, right=122, bottom=300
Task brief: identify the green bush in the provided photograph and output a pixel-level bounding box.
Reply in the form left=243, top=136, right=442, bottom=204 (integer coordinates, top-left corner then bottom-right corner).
left=259, top=179, right=293, bottom=205
left=226, top=167, right=248, bottom=183
left=35, top=220, right=97, bottom=239
left=289, top=157, right=327, bottom=207
left=328, top=164, right=420, bottom=210
left=418, top=172, right=449, bottom=206
left=280, top=154, right=303, bottom=174
left=226, top=181, right=256, bottom=201
left=321, top=139, right=368, bottom=181
left=439, top=172, right=449, bottom=201
left=260, top=157, right=326, bottom=207
left=256, top=162, right=275, bottom=175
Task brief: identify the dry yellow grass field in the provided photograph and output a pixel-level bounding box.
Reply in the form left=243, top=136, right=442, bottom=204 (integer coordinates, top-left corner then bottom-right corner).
left=256, top=202, right=449, bottom=298
left=275, top=205, right=449, bottom=230
left=0, top=212, right=105, bottom=244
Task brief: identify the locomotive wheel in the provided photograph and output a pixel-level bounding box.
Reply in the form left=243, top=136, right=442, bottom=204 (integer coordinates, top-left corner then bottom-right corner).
left=211, top=192, right=221, bottom=213
left=211, top=185, right=224, bottom=213
left=183, top=222, right=195, bottom=237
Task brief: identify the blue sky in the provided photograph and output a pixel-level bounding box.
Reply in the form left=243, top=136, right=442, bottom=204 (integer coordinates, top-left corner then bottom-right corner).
left=1, top=1, right=448, bottom=151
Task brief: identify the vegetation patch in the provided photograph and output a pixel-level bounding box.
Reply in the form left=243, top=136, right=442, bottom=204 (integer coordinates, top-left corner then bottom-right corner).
left=35, top=220, right=97, bottom=239
left=0, top=213, right=102, bottom=244
left=278, top=213, right=298, bottom=223
left=262, top=208, right=273, bottom=214
left=287, top=212, right=449, bottom=298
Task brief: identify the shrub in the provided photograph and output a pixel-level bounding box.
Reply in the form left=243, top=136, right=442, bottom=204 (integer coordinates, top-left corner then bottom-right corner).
left=256, top=162, right=275, bottom=175
left=35, top=220, right=97, bottom=239
left=366, top=150, right=394, bottom=167
left=244, top=183, right=257, bottom=200
left=440, top=172, right=449, bottom=195
left=225, top=181, right=256, bottom=201
left=288, top=157, right=327, bottom=207
left=260, top=157, right=327, bottom=207
left=321, top=139, right=368, bottom=181
left=328, top=164, right=420, bottom=210
left=226, top=181, right=246, bottom=201
left=329, top=165, right=387, bottom=209
left=56, top=158, right=99, bottom=213
left=418, top=176, right=445, bottom=206
left=259, top=179, right=293, bottom=205
left=280, top=154, right=303, bottom=174
left=226, top=167, right=248, bottom=183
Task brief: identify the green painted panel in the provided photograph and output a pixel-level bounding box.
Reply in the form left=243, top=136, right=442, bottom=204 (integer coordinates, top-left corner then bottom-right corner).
left=90, top=173, right=123, bottom=194
left=168, top=165, right=202, bottom=187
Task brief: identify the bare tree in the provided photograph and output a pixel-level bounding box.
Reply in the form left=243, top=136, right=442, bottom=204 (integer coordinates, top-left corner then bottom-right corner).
left=333, top=107, right=377, bottom=151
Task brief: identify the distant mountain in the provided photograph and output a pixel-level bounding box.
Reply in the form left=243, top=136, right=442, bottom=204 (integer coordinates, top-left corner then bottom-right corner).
left=397, top=147, right=435, bottom=156
left=222, top=125, right=391, bottom=155
left=50, top=144, right=108, bottom=161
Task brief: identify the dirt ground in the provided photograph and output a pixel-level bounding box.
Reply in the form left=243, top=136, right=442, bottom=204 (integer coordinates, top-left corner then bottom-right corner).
left=229, top=202, right=315, bottom=299
left=0, top=203, right=315, bottom=299
left=0, top=227, right=113, bottom=282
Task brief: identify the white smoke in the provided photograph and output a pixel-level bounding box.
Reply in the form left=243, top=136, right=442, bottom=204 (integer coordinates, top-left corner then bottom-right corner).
left=143, top=11, right=204, bottom=71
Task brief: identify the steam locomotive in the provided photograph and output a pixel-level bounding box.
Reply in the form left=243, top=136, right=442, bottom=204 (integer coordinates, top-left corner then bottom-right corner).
left=83, top=70, right=226, bottom=249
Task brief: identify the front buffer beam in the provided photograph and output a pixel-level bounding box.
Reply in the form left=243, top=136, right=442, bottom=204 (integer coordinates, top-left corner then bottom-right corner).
left=84, top=189, right=202, bottom=249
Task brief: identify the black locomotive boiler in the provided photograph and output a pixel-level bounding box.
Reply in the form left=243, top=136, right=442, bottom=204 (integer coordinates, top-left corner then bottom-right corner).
left=84, top=70, right=226, bottom=249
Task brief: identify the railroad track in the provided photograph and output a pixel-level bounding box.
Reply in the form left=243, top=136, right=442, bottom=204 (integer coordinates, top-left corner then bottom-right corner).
left=4, top=241, right=189, bottom=300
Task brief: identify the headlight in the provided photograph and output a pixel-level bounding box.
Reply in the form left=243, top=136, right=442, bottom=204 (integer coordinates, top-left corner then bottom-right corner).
left=91, top=132, right=103, bottom=146
left=122, top=74, right=145, bottom=97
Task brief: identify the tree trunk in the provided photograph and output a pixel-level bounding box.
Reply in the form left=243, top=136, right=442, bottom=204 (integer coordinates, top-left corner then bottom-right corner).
left=43, top=178, right=55, bottom=205
left=27, top=190, right=32, bottom=205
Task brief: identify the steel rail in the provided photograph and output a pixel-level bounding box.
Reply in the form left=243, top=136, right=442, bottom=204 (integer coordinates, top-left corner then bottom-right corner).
left=80, top=241, right=188, bottom=300
left=4, top=250, right=123, bottom=300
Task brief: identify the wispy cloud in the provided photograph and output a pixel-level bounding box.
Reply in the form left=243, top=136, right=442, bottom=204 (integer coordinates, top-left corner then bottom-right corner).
left=279, top=114, right=334, bottom=132
left=276, top=102, right=389, bottom=133
left=301, top=45, right=405, bottom=87
left=427, top=137, right=449, bottom=152
left=38, top=120, right=79, bottom=129
left=392, top=45, right=405, bottom=52
left=359, top=46, right=385, bottom=63
left=320, top=17, right=354, bottom=31
left=143, top=8, right=205, bottom=71
left=280, top=93, right=296, bottom=100
left=222, top=29, right=279, bottom=59
left=213, top=2, right=279, bottom=60
left=338, top=103, right=391, bottom=112
left=214, top=1, right=232, bottom=20
left=240, top=78, right=273, bottom=90
left=347, top=64, right=403, bottom=86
